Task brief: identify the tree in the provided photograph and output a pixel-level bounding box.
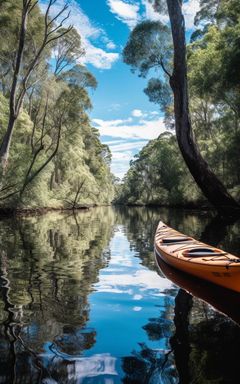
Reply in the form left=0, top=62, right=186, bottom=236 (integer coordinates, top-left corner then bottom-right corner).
left=0, top=0, right=72, bottom=177
left=53, top=28, right=85, bottom=76
left=0, top=1, right=114, bottom=209
left=123, top=0, right=240, bottom=216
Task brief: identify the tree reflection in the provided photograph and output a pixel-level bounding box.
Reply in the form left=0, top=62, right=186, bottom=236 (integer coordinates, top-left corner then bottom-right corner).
left=169, top=214, right=240, bottom=383
left=122, top=343, right=176, bottom=384
left=121, top=209, right=240, bottom=384
left=0, top=207, right=240, bottom=383
left=114, top=206, right=214, bottom=273
left=0, top=207, right=114, bottom=383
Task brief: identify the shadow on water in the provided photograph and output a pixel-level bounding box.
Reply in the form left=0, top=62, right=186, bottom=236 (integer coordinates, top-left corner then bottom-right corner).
left=0, top=206, right=240, bottom=383
left=119, top=208, right=240, bottom=384
left=169, top=214, right=240, bottom=384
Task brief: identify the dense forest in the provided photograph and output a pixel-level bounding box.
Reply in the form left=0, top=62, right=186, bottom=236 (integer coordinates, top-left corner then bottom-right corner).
left=0, top=0, right=114, bottom=209
left=117, top=0, right=240, bottom=210
left=1, top=0, right=239, bottom=213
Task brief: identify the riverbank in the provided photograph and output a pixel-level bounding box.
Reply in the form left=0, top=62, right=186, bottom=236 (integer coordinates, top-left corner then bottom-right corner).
left=0, top=204, right=97, bottom=217
left=0, top=201, right=214, bottom=219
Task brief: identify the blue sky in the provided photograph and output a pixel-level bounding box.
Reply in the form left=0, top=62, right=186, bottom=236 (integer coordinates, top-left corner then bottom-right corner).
left=40, top=0, right=200, bottom=178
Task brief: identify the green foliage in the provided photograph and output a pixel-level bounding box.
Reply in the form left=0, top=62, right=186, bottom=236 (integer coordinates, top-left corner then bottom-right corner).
left=123, top=20, right=173, bottom=113
left=144, top=78, right=172, bottom=110
left=117, top=133, right=204, bottom=207
left=119, top=0, right=240, bottom=207
left=123, top=20, right=171, bottom=76
left=0, top=1, right=114, bottom=208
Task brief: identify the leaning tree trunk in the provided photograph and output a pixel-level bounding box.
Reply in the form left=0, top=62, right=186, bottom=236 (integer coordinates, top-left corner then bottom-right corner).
left=166, top=0, right=240, bottom=217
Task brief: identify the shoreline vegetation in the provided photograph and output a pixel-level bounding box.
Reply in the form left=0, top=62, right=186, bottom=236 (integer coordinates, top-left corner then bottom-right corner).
left=0, top=1, right=114, bottom=211
left=0, top=202, right=214, bottom=218
left=0, top=205, right=94, bottom=217
left=0, top=1, right=239, bottom=217
left=120, top=0, right=240, bottom=217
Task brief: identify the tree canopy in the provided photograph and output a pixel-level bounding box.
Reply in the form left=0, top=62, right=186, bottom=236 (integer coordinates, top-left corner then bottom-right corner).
left=119, top=0, right=240, bottom=211
left=0, top=0, right=114, bottom=209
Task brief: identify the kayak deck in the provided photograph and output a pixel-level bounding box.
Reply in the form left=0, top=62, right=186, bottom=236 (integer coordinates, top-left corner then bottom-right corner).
left=155, top=221, right=240, bottom=292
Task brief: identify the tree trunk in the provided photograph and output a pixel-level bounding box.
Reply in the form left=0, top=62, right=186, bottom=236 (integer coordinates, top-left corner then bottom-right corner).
left=0, top=116, right=16, bottom=170
left=166, top=0, right=240, bottom=217
left=0, top=3, right=29, bottom=171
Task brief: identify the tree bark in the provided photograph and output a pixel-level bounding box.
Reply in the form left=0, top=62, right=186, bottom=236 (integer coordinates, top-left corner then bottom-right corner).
left=166, top=0, right=240, bottom=217
left=0, top=2, right=29, bottom=170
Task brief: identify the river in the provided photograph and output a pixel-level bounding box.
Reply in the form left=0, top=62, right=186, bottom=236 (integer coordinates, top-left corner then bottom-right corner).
left=0, top=206, right=240, bottom=383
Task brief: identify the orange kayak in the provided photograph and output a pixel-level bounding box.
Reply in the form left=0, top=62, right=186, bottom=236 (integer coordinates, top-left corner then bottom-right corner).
left=156, top=256, right=240, bottom=324
left=154, top=221, right=240, bottom=292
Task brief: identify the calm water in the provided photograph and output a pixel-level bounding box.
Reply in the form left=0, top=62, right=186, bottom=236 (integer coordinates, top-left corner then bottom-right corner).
left=0, top=206, right=240, bottom=384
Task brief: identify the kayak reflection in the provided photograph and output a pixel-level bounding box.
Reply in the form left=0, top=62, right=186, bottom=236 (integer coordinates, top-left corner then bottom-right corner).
left=156, top=253, right=240, bottom=325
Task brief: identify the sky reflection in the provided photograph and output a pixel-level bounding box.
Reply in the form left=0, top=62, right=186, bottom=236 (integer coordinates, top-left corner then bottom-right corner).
left=1, top=207, right=238, bottom=383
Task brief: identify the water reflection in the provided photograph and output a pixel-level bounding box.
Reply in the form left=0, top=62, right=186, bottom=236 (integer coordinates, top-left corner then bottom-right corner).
left=0, top=207, right=239, bottom=383
left=0, top=208, right=115, bottom=383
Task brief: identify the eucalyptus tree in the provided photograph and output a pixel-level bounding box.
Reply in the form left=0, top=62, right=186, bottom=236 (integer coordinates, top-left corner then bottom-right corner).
left=0, top=0, right=115, bottom=209
left=0, top=0, right=72, bottom=178
left=123, top=0, right=240, bottom=216
left=190, top=0, right=240, bottom=121
left=53, top=28, right=85, bottom=76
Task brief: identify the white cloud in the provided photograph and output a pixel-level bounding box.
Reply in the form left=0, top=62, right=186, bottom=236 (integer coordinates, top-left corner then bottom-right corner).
left=111, top=140, right=148, bottom=152
left=106, top=41, right=117, bottom=50
left=133, top=306, right=142, bottom=311
left=142, top=0, right=199, bottom=30
left=94, top=228, right=173, bottom=296
left=143, top=0, right=159, bottom=21
left=142, top=0, right=169, bottom=24
left=93, top=116, right=166, bottom=140
left=110, top=143, right=144, bottom=178
left=39, top=0, right=119, bottom=69
left=95, top=268, right=172, bottom=294
left=183, top=0, right=200, bottom=30
left=81, top=45, right=119, bottom=69
left=111, top=151, right=132, bottom=160
left=98, top=118, right=133, bottom=127
left=103, top=139, right=127, bottom=146
left=112, top=157, right=132, bottom=178
left=133, top=294, right=143, bottom=300
left=132, top=109, right=143, bottom=117
left=93, top=115, right=167, bottom=178
left=107, top=0, right=140, bottom=28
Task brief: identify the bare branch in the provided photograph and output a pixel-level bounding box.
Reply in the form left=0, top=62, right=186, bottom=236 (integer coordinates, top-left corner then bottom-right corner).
left=20, top=116, right=63, bottom=196
left=46, top=25, right=73, bottom=45
left=72, top=179, right=86, bottom=209
left=29, top=0, right=38, bottom=13
left=160, top=58, right=172, bottom=78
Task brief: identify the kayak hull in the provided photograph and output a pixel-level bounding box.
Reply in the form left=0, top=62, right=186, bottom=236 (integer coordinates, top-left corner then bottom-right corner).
left=155, top=255, right=240, bottom=324
left=155, top=221, right=240, bottom=293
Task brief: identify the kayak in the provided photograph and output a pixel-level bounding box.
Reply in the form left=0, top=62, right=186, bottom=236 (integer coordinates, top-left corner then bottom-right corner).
left=156, top=256, right=240, bottom=324
left=154, top=221, right=240, bottom=292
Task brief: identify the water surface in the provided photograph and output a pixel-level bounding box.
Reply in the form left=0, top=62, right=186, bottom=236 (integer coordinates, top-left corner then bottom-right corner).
left=0, top=207, right=240, bottom=383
